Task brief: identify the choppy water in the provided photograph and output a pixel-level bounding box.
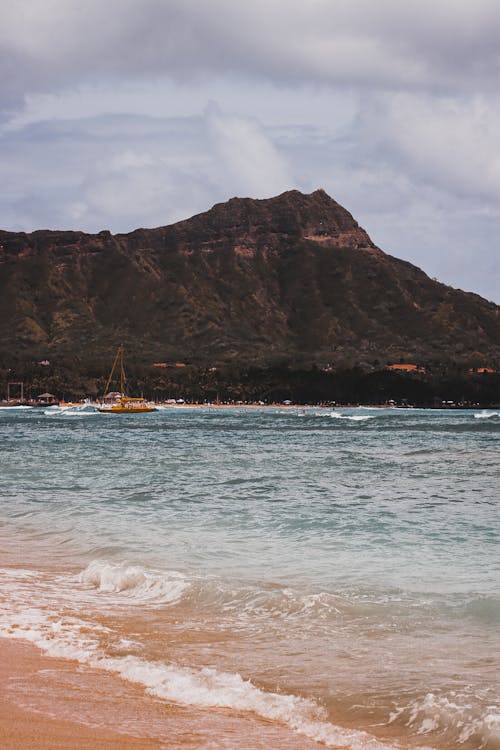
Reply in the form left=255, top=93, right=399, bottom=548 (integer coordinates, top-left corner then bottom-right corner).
left=0, top=405, right=499, bottom=749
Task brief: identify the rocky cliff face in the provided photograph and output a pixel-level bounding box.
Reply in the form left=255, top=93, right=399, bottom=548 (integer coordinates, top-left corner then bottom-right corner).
left=1, top=189, right=499, bottom=367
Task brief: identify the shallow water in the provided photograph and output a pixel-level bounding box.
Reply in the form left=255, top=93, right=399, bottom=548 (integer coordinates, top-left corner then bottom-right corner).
left=0, top=406, right=499, bottom=749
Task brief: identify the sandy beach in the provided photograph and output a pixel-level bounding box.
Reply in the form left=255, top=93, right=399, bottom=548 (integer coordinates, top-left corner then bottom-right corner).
left=0, top=638, right=163, bottom=750
left=0, top=637, right=325, bottom=750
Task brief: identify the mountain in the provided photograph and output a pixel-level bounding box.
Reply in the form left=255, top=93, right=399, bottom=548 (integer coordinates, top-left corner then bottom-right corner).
left=1, top=189, right=499, bottom=368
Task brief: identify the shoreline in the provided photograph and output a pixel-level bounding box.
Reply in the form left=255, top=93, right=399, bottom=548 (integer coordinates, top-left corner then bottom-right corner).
left=0, top=637, right=324, bottom=750
left=0, top=638, right=162, bottom=750
left=1, top=401, right=495, bottom=410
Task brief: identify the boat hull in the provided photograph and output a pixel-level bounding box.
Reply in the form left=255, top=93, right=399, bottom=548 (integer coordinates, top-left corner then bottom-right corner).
left=98, top=405, right=156, bottom=413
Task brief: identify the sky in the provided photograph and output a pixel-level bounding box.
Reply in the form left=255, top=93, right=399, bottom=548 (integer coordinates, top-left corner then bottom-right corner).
left=1, top=0, right=500, bottom=303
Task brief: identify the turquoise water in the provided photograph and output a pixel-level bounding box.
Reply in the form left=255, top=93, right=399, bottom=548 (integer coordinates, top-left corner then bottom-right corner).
left=0, top=406, right=499, bottom=749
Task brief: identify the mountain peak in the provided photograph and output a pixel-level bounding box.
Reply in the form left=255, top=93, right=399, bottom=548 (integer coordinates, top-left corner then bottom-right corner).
left=166, top=188, right=375, bottom=256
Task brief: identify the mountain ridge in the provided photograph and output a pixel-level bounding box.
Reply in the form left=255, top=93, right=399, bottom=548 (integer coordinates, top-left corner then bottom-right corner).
left=1, top=189, right=499, bottom=368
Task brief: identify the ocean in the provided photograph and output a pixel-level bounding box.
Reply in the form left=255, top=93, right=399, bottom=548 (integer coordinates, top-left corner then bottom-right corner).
left=0, top=405, right=498, bottom=749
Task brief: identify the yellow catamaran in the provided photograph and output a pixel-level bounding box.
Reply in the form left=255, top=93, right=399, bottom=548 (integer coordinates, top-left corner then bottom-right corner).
left=98, top=345, right=155, bottom=414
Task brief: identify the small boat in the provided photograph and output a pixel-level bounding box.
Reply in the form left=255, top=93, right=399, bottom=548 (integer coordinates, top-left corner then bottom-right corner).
left=99, top=396, right=155, bottom=414
left=98, top=346, right=155, bottom=414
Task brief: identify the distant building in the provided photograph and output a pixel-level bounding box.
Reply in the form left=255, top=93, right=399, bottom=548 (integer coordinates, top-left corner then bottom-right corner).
left=386, top=363, right=425, bottom=373
left=468, top=367, right=497, bottom=374
left=152, top=362, right=187, bottom=368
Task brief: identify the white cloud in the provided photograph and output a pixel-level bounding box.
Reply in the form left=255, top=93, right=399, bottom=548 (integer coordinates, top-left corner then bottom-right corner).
left=206, top=106, right=292, bottom=197
left=371, top=93, right=500, bottom=204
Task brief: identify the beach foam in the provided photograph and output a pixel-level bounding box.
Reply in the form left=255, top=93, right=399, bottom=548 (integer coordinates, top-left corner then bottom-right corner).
left=102, top=656, right=405, bottom=750
left=0, top=597, right=402, bottom=749
left=390, top=692, right=500, bottom=749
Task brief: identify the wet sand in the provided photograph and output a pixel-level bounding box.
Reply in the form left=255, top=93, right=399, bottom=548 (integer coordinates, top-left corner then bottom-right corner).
left=0, top=638, right=322, bottom=750
left=0, top=638, right=162, bottom=750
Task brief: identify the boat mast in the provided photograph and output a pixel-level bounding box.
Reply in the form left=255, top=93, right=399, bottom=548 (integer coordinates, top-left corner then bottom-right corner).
left=103, top=346, right=122, bottom=398
left=119, top=345, right=126, bottom=397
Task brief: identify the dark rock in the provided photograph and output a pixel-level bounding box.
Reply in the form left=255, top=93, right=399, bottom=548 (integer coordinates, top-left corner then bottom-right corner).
left=0, top=189, right=499, bottom=368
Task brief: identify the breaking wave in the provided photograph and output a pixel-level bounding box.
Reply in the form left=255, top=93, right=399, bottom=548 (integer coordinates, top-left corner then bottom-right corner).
left=389, top=692, right=500, bottom=749
left=78, top=560, right=189, bottom=605
left=0, top=603, right=398, bottom=750
left=329, top=412, right=376, bottom=422
left=0, top=405, right=32, bottom=410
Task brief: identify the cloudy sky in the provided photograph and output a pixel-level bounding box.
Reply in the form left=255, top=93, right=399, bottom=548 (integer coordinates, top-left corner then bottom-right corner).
left=1, top=0, right=499, bottom=302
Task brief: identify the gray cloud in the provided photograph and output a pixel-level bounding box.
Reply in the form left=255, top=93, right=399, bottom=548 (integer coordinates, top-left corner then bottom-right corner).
left=0, top=109, right=292, bottom=232
left=2, top=0, right=500, bottom=111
